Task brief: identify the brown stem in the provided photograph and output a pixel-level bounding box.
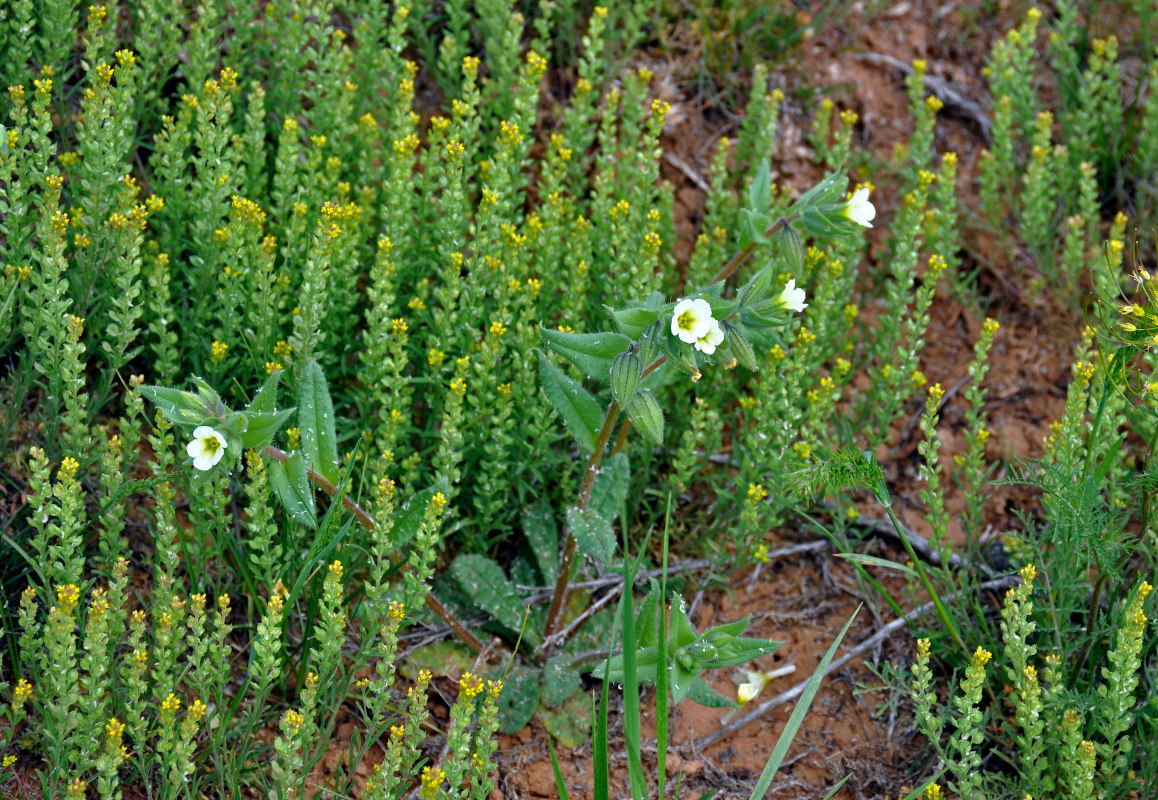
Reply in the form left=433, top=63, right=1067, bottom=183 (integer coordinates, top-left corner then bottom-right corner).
left=539, top=401, right=621, bottom=648
left=261, top=445, right=485, bottom=653
left=611, top=418, right=632, bottom=455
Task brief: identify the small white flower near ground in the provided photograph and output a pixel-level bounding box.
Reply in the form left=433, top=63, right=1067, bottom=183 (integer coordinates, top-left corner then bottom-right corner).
left=733, top=664, right=797, bottom=706
left=843, top=186, right=876, bottom=228
left=775, top=279, right=808, bottom=313
left=671, top=298, right=714, bottom=344
left=694, top=318, right=725, bottom=355
left=187, top=426, right=227, bottom=471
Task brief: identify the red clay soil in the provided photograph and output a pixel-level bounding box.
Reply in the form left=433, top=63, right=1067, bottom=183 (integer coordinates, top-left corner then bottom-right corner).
left=492, top=0, right=1089, bottom=797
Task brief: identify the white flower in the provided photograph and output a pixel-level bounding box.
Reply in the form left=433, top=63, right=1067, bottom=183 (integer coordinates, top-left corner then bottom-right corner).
left=186, top=425, right=227, bottom=471
left=775, top=279, right=808, bottom=313
left=671, top=298, right=714, bottom=343
left=733, top=664, right=797, bottom=706
left=734, top=669, right=769, bottom=706
left=843, top=186, right=876, bottom=228
left=694, top=318, right=725, bottom=355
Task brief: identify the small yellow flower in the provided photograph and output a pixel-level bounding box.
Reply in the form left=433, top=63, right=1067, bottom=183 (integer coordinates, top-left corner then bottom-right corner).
left=282, top=709, right=305, bottom=736
left=419, top=766, right=445, bottom=800
left=210, top=340, right=228, bottom=362
left=753, top=544, right=769, bottom=563
left=2, top=754, right=15, bottom=768
left=460, top=672, right=485, bottom=699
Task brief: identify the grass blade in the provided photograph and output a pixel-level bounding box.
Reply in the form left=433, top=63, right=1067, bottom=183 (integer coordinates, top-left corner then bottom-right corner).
left=548, top=738, right=571, bottom=800
left=656, top=493, right=672, bottom=798
left=748, top=605, right=861, bottom=800
left=620, top=516, right=647, bottom=800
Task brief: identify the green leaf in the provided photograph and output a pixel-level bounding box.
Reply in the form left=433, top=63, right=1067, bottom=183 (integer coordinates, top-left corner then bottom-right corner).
left=610, top=306, right=659, bottom=339
left=537, top=350, right=604, bottom=452
left=748, top=607, right=861, bottom=800
left=267, top=452, right=316, bottom=529
left=390, top=479, right=450, bottom=550
left=543, top=655, right=580, bottom=705
left=610, top=351, right=642, bottom=406
left=297, top=360, right=340, bottom=485
left=626, top=389, right=664, bottom=445
left=687, top=677, right=738, bottom=709
left=789, top=171, right=847, bottom=213
left=548, top=739, right=572, bottom=800
left=835, top=552, right=920, bottom=579
left=736, top=266, right=773, bottom=308
left=710, top=636, right=782, bottom=669
left=240, top=408, right=295, bottom=450
left=138, top=385, right=214, bottom=427
left=543, top=695, right=593, bottom=749
left=494, top=666, right=541, bottom=734
left=742, top=209, right=772, bottom=246
left=634, top=579, right=663, bottom=649
left=670, top=662, right=696, bottom=704
left=449, top=554, right=533, bottom=643
left=246, top=368, right=285, bottom=415
left=589, top=452, right=630, bottom=522
left=567, top=506, right=616, bottom=563
left=539, top=326, right=632, bottom=380
left=669, top=596, right=698, bottom=649
left=748, top=159, right=772, bottom=214
left=522, top=504, right=559, bottom=584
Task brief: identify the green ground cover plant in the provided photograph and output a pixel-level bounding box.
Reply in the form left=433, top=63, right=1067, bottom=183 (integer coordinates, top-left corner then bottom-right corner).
left=0, top=0, right=1156, bottom=798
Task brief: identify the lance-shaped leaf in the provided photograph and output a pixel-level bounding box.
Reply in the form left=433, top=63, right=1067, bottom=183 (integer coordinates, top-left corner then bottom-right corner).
left=522, top=503, right=559, bottom=584
left=748, top=159, right=773, bottom=213
left=246, top=368, right=286, bottom=415
left=609, top=306, right=659, bottom=339
left=539, top=325, right=632, bottom=380
left=138, top=385, right=216, bottom=427
left=537, top=350, right=603, bottom=452
left=267, top=451, right=316, bottom=529
left=390, top=479, right=450, bottom=550
left=589, top=452, right=630, bottom=522
left=736, top=266, right=774, bottom=308
left=627, top=389, right=664, bottom=445
left=240, top=408, right=296, bottom=451
left=567, top=506, right=616, bottom=563
left=298, top=359, right=341, bottom=485
left=610, top=351, right=642, bottom=405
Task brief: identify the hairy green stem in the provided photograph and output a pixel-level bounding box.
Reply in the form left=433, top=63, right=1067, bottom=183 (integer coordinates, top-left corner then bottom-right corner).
left=537, top=226, right=772, bottom=658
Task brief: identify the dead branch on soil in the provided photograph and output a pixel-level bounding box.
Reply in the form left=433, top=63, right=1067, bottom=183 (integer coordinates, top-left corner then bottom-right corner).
left=855, top=52, right=992, bottom=143
left=688, top=574, right=1018, bottom=750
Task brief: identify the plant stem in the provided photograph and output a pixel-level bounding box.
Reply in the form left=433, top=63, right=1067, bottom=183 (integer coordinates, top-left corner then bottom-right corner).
left=883, top=503, right=966, bottom=653
left=537, top=226, right=776, bottom=658
left=260, top=445, right=485, bottom=653
left=540, top=401, right=621, bottom=649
